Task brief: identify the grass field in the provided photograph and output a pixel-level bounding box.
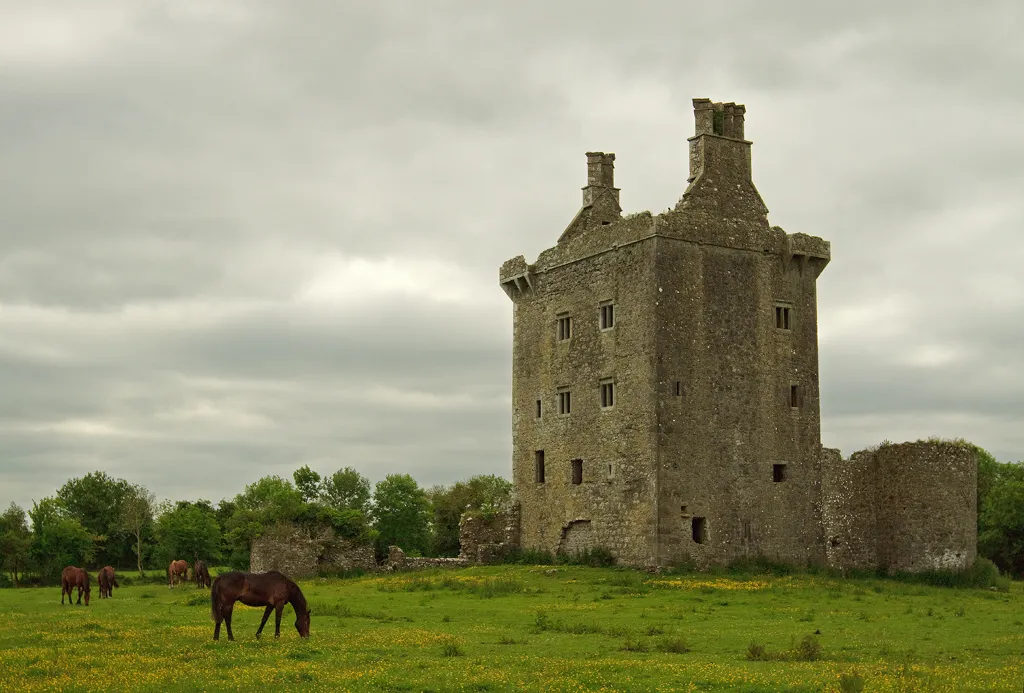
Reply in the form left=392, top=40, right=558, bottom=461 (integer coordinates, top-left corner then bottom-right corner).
left=0, top=565, right=1022, bottom=692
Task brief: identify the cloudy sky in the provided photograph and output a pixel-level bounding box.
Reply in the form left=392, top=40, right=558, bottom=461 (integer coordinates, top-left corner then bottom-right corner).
left=2, top=1, right=1022, bottom=511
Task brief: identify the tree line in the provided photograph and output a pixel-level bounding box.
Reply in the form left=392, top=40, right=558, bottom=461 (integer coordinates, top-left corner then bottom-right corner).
left=2, top=445, right=1022, bottom=587
left=0, top=466, right=512, bottom=587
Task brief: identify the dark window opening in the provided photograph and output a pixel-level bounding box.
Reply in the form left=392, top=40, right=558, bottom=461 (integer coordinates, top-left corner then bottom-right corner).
left=600, top=302, right=615, bottom=330
left=557, top=314, right=572, bottom=341
left=558, top=389, right=572, bottom=415
left=773, top=463, right=787, bottom=482
left=535, top=451, right=545, bottom=483
left=790, top=385, right=801, bottom=408
left=601, top=221, right=611, bottom=226
left=600, top=380, right=615, bottom=408
left=535, top=399, right=542, bottom=418
left=692, top=516, right=707, bottom=544
left=571, top=459, right=583, bottom=485
left=674, top=381, right=682, bottom=397
left=680, top=504, right=688, bottom=514
left=775, top=305, right=791, bottom=330
left=742, top=520, right=752, bottom=541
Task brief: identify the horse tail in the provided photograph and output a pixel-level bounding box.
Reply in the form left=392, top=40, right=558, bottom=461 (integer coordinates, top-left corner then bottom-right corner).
left=210, top=577, right=220, bottom=621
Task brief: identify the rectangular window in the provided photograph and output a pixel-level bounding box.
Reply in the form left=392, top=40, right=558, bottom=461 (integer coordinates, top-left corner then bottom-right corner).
left=600, top=301, right=615, bottom=330
left=535, top=451, right=545, bottom=483
left=557, top=314, right=572, bottom=341
left=692, top=516, right=707, bottom=544
left=790, top=384, right=801, bottom=408
left=773, top=463, right=787, bottom=482
left=742, top=520, right=752, bottom=542
left=536, top=399, right=542, bottom=419
left=680, top=504, right=688, bottom=514
left=600, top=379, right=615, bottom=409
left=607, top=463, right=613, bottom=481
left=571, top=459, right=583, bottom=485
left=674, top=381, right=682, bottom=397
left=775, top=304, right=792, bottom=330
left=558, top=388, right=572, bottom=415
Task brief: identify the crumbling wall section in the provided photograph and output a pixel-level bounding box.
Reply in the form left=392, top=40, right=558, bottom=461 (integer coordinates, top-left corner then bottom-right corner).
left=822, top=441, right=977, bottom=573
left=458, top=505, right=521, bottom=564
left=250, top=523, right=377, bottom=578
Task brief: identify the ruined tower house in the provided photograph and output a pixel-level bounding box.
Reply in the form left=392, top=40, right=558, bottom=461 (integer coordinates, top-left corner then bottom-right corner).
left=499, top=99, right=831, bottom=568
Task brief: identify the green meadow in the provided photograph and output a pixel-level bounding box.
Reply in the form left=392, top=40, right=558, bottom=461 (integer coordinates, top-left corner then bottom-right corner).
left=0, top=565, right=1022, bottom=692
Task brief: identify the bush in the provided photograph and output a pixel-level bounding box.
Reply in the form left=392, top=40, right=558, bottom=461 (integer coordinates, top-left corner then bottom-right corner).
left=503, top=548, right=555, bottom=565
left=838, top=671, right=866, bottom=693
left=556, top=547, right=616, bottom=568
left=887, top=558, right=1007, bottom=590
left=656, top=637, right=690, bottom=654
left=746, top=642, right=767, bottom=661
left=794, top=634, right=822, bottom=661
left=440, top=640, right=464, bottom=657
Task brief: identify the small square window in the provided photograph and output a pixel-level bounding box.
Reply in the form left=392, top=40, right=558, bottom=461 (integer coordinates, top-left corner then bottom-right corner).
left=775, top=304, right=792, bottom=330
left=571, top=459, right=583, bottom=485
left=773, top=463, right=787, bottom=482
left=600, top=379, right=615, bottom=409
left=557, top=314, right=572, bottom=341
left=692, top=516, right=707, bottom=544
left=535, top=399, right=542, bottom=419
left=790, top=385, right=801, bottom=409
left=600, top=302, right=615, bottom=330
left=558, top=388, right=572, bottom=415
left=680, top=504, right=688, bottom=514
left=535, top=451, right=545, bottom=483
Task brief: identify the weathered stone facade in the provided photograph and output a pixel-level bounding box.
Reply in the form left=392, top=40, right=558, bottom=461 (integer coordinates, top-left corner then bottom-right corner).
left=249, top=523, right=377, bottom=578
left=499, top=98, right=977, bottom=572
left=384, top=546, right=468, bottom=571
left=822, top=442, right=977, bottom=573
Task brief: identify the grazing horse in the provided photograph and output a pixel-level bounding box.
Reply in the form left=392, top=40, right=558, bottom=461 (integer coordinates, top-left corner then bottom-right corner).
left=61, top=566, right=91, bottom=606
left=194, top=560, right=211, bottom=589
left=168, top=560, right=189, bottom=588
left=98, top=566, right=119, bottom=598
left=211, top=571, right=311, bottom=641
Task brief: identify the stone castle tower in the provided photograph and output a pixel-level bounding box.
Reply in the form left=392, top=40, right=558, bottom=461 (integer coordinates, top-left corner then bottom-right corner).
left=499, top=98, right=833, bottom=568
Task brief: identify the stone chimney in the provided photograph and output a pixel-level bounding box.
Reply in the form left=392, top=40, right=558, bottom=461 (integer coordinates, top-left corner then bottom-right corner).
left=679, top=98, right=766, bottom=221
left=582, top=152, right=619, bottom=208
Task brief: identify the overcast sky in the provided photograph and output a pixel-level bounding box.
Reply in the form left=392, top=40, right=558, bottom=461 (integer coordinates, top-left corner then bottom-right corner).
left=1, top=1, right=1022, bottom=511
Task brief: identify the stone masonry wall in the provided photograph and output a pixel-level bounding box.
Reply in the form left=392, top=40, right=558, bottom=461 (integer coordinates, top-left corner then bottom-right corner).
left=250, top=523, right=377, bottom=578
left=822, top=441, right=977, bottom=573
left=458, top=506, right=520, bottom=563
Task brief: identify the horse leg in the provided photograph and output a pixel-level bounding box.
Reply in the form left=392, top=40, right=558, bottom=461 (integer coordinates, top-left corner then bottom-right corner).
left=213, top=602, right=222, bottom=641
left=61, top=584, right=66, bottom=605
left=224, top=604, right=235, bottom=641
left=255, top=605, right=274, bottom=639
left=274, top=603, right=284, bottom=638
left=76, top=586, right=81, bottom=605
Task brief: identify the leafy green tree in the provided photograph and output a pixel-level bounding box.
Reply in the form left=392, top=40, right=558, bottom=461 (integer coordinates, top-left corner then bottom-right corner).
left=426, top=474, right=513, bottom=556
left=293, top=465, right=323, bottom=503
left=222, top=476, right=305, bottom=569
left=371, top=474, right=430, bottom=557
left=56, top=471, right=131, bottom=567
left=322, top=467, right=372, bottom=514
left=0, top=503, right=32, bottom=586
left=154, top=501, right=222, bottom=566
left=977, top=452, right=1024, bottom=576
left=27, top=497, right=94, bottom=582
left=119, top=485, right=156, bottom=576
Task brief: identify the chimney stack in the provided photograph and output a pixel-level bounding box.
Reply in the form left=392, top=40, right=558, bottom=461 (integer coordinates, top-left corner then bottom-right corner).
left=582, top=152, right=619, bottom=207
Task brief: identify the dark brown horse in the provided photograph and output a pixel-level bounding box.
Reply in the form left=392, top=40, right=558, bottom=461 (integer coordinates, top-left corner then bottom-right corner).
left=61, top=566, right=91, bottom=606
left=168, top=560, right=189, bottom=588
left=194, top=560, right=211, bottom=589
left=211, top=571, right=310, bottom=641
left=98, top=566, right=119, bottom=598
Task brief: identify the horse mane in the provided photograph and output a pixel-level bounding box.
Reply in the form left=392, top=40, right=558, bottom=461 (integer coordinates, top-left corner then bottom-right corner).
left=287, top=579, right=308, bottom=615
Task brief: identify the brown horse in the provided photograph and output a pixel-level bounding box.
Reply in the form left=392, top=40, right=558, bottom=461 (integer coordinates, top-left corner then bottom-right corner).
left=210, top=571, right=310, bottom=641
left=61, top=566, right=91, bottom=606
left=98, top=566, right=119, bottom=598
left=168, top=560, right=189, bottom=588
left=194, top=560, right=211, bottom=589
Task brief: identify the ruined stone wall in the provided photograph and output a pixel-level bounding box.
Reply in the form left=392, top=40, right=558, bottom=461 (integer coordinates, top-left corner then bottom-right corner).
left=821, top=448, right=877, bottom=571
left=249, top=523, right=377, bottom=578
left=822, top=441, right=977, bottom=573
left=385, top=546, right=468, bottom=571
left=458, top=506, right=520, bottom=563
left=507, top=214, right=661, bottom=566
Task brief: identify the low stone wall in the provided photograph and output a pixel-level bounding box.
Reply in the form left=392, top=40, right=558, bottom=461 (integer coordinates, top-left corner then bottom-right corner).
left=385, top=546, right=468, bottom=571
left=250, top=523, right=377, bottom=578
left=822, top=441, right=977, bottom=574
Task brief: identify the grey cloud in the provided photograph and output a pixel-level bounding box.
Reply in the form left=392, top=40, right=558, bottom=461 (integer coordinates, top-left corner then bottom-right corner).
left=1, top=0, right=1022, bottom=512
